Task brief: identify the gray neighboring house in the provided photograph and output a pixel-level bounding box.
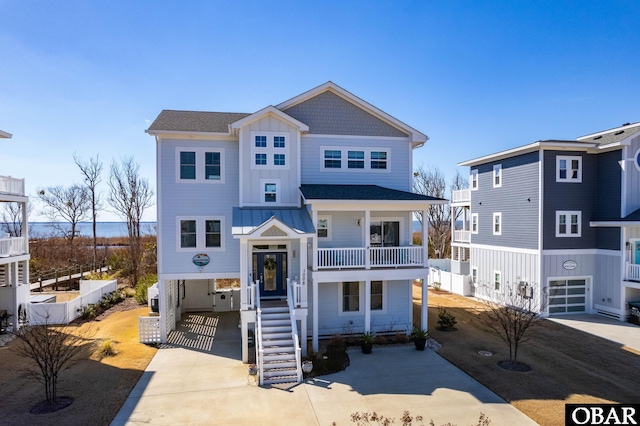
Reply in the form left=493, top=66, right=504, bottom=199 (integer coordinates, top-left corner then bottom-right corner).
left=450, top=122, right=640, bottom=320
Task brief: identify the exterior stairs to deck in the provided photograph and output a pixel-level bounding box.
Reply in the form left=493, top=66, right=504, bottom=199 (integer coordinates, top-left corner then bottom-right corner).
left=259, top=305, right=300, bottom=385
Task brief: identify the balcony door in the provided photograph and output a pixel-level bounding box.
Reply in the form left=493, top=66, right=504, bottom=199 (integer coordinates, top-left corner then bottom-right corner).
left=635, top=241, right=640, bottom=264
left=370, top=221, right=399, bottom=247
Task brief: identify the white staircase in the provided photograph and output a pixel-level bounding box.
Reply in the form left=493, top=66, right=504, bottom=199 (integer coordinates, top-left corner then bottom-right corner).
left=259, top=306, right=300, bottom=385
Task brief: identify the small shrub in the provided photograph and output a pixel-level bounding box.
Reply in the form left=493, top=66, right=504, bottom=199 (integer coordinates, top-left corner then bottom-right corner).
left=95, top=338, right=117, bottom=357
left=432, top=282, right=441, bottom=291
left=123, top=287, right=136, bottom=298
left=437, top=307, right=457, bottom=330
left=78, top=304, right=97, bottom=320
left=134, top=273, right=158, bottom=304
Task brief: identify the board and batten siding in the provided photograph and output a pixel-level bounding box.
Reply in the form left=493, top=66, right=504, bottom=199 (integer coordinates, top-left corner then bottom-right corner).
left=300, top=135, right=412, bottom=192
left=309, top=280, right=412, bottom=337
left=470, top=246, right=539, bottom=292
left=158, top=138, right=240, bottom=274
left=470, top=151, right=540, bottom=250
left=240, top=116, right=300, bottom=206
left=624, top=134, right=640, bottom=216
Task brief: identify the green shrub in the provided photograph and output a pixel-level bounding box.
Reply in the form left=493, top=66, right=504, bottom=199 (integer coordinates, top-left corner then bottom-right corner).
left=78, top=304, right=97, bottom=320
left=95, top=338, right=117, bottom=358
left=437, top=307, right=457, bottom=330
left=134, top=273, right=158, bottom=304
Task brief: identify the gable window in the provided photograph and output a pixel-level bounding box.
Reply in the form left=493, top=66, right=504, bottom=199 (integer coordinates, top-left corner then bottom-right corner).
left=264, top=183, right=277, bottom=203
left=180, top=220, right=197, bottom=248
left=255, top=135, right=267, bottom=148
left=205, top=152, right=221, bottom=180
left=556, top=156, right=582, bottom=183
left=273, top=136, right=285, bottom=148
left=180, top=151, right=196, bottom=180
left=274, top=154, right=286, bottom=166
left=348, top=151, right=365, bottom=169
left=255, top=153, right=267, bottom=165
left=317, top=216, right=331, bottom=240
left=556, top=211, right=581, bottom=237
left=471, top=267, right=478, bottom=287
left=471, top=213, right=478, bottom=234
left=324, top=150, right=342, bottom=168
left=493, top=164, right=502, bottom=188
left=205, top=220, right=221, bottom=248
left=370, top=151, right=387, bottom=169
left=342, top=282, right=360, bottom=312
left=493, top=212, right=502, bottom=235
left=371, top=281, right=383, bottom=311
left=470, top=169, right=478, bottom=191
left=494, top=271, right=502, bottom=292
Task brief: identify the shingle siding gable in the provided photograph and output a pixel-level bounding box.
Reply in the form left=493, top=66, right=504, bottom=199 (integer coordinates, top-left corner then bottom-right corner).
left=282, top=91, right=409, bottom=137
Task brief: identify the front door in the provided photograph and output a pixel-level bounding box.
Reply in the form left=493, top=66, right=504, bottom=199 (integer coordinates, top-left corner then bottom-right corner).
left=635, top=241, right=640, bottom=264
left=253, top=252, right=287, bottom=297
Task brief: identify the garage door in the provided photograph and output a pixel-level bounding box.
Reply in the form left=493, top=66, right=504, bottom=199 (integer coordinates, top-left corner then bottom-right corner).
left=549, top=278, right=587, bottom=315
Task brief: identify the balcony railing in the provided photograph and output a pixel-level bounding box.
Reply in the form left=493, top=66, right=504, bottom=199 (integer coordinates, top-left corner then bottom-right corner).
left=0, top=236, right=27, bottom=257
left=453, top=230, right=471, bottom=243
left=0, top=176, right=25, bottom=196
left=452, top=189, right=471, bottom=204
left=317, top=246, right=424, bottom=269
left=626, top=262, right=640, bottom=282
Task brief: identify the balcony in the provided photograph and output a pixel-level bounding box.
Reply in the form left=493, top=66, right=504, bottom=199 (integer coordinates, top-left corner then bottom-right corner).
left=0, top=176, right=25, bottom=197
left=626, top=262, right=640, bottom=283
left=0, top=236, right=27, bottom=258
left=316, top=246, right=424, bottom=269
left=452, top=189, right=471, bottom=204
left=453, top=230, right=471, bottom=243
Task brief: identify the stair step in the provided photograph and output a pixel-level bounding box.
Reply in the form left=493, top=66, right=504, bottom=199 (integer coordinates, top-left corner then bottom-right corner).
left=263, top=353, right=296, bottom=362
left=262, top=319, right=290, bottom=327
left=263, top=345, right=294, bottom=354
left=262, top=325, right=291, bottom=334
left=263, top=360, right=297, bottom=369
left=263, top=375, right=299, bottom=385
left=263, top=368, right=298, bottom=378
left=261, top=312, right=290, bottom=320
left=261, top=307, right=289, bottom=314
left=261, top=332, right=291, bottom=340
left=262, top=339, right=294, bottom=347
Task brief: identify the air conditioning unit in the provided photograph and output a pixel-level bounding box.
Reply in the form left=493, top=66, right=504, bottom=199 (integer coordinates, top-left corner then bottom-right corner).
left=518, top=281, right=533, bottom=299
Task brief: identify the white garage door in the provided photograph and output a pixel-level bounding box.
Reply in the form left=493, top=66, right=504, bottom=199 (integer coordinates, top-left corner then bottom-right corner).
left=549, top=278, right=587, bottom=315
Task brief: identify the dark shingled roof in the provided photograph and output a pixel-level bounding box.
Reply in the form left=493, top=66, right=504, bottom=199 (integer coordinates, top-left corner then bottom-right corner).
left=147, top=110, right=251, bottom=133
left=578, top=123, right=640, bottom=145
left=300, top=184, right=446, bottom=202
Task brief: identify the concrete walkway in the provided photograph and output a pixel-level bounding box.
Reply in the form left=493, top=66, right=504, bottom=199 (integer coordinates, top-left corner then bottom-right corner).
left=112, top=312, right=535, bottom=426
left=548, top=313, right=640, bottom=353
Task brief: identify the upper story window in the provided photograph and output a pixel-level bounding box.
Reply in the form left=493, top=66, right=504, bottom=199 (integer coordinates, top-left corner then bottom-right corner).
left=321, top=146, right=390, bottom=172
left=471, top=213, right=478, bottom=234
left=251, top=132, right=289, bottom=170
left=177, top=148, right=225, bottom=183
left=470, top=169, right=478, bottom=191
left=178, top=216, right=224, bottom=251
left=556, top=156, right=582, bottom=183
left=205, top=220, right=221, bottom=248
left=180, top=220, right=197, bottom=248
left=264, top=183, right=277, bottom=203
left=493, top=164, right=502, bottom=188
left=493, top=212, right=502, bottom=235
left=556, top=210, right=581, bottom=237
left=317, top=216, right=331, bottom=240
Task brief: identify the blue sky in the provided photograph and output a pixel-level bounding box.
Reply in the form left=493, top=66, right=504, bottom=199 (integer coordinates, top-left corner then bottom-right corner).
left=1, top=1, right=639, bottom=221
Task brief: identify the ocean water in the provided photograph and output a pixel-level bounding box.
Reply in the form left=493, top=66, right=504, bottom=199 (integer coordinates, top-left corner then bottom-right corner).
left=28, top=222, right=156, bottom=238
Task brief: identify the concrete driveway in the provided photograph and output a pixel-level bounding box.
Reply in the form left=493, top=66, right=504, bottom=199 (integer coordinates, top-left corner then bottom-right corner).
left=111, top=312, right=536, bottom=425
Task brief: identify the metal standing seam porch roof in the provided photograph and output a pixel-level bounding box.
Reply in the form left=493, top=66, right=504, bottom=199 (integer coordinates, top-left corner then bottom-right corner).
left=232, top=207, right=316, bottom=235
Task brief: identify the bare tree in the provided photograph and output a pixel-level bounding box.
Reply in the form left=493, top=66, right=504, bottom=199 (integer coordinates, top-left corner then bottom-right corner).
left=74, top=154, right=103, bottom=271
left=108, top=157, right=154, bottom=287
left=413, top=166, right=467, bottom=258
left=1, top=201, right=32, bottom=236
left=37, top=185, right=91, bottom=245
left=479, top=282, right=548, bottom=370
left=13, top=312, right=93, bottom=410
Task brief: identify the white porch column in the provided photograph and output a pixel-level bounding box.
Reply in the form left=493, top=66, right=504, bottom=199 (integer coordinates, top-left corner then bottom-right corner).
left=422, top=210, right=428, bottom=266
left=301, top=316, right=308, bottom=357
left=365, top=210, right=371, bottom=269
left=159, top=279, right=168, bottom=343
left=240, top=239, right=249, bottom=309
left=312, top=277, right=319, bottom=352
left=421, top=276, right=428, bottom=331
left=300, top=237, right=307, bottom=289
left=312, top=210, right=318, bottom=271
left=364, top=279, right=371, bottom=333
left=241, top=313, right=249, bottom=363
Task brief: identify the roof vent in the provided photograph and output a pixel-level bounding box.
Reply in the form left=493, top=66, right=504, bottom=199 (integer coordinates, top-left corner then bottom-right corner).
left=614, top=130, right=625, bottom=135
left=593, top=135, right=602, bottom=140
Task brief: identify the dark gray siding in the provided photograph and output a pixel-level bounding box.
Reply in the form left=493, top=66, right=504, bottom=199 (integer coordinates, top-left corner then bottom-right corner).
left=596, top=228, right=620, bottom=250
left=595, top=150, right=621, bottom=250
left=470, top=151, right=539, bottom=249
left=543, top=151, right=597, bottom=250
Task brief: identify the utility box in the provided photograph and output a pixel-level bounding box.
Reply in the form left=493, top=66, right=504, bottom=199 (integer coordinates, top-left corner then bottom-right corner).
left=629, top=302, right=640, bottom=326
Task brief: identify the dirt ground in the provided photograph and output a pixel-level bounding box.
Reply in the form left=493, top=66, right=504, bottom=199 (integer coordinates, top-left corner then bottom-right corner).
left=0, top=301, right=156, bottom=426
left=416, top=284, right=640, bottom=426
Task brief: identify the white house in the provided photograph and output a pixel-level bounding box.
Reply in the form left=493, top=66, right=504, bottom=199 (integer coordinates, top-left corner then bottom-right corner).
left=146, top=82, right=445, bottom=384
left=0, top=129, right=31, bottom=334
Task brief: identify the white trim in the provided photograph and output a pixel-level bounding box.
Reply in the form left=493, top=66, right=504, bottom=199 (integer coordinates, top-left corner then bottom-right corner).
left=470, top=169, right=478, bottom=191
left=471, top=213, right=478, bottom=234
left=303, top=133, right=408, bottom=141
left=230, top=105, right=309, bottom=132
left=370, top=280, right=387, bottom=314
left=493, top=270, right=502, bottom=293
left=158, top=272, right=241, bottom=281
left=556, top=155, right=582, bottom=183
left=339, top=281, right=363, bottom=316
left=147, top=130, right=235, bottom=139
left=547, top=276, right=591, bottom=316
left=260, top=178, right=281, bottom=205
left=250, top=131, right=290, bottom=170
left=542, top=249, right=622, bottom=256
left=471, top=266, right=478, bottom=287
left=493, top=164, right=502, bottom=188
left=555, top=210, right=581, bottom=237
left=176, top=216, right=225, bottom=252
left=320, top=146, right=391, bottom=172
left=156, top=136, right=164, bottom=274
left=470, top=243, right=539, bottom=255
left=317, top=215, right=332, bottom=241
left=175, top=147, right=225, bottom=184
left=577, top=122, right=640, bottom=140
left=492, top=212, right=502, bottom=236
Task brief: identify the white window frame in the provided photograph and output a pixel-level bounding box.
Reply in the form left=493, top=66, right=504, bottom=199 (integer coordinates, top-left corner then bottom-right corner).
left=251, top=131, right=290, bottom=170
left=320, top=146, right=391, bottom=172
left=493, top=164, right=502, bottom=188
left=261, top=179, right=280, bottom=204
left=556, top=210, right=582, bottom=237
left=317, top=215, right=332, bottom=240
left=470, top=169, right=478, bottom=191
left=370, top=280, right=387, bottom=313
left=176, top=216, right=225, bottom=252
left=494, top=270, right=502, bottom=293
left=339, top=281, right=363, bottom=315
left=176, top=147, right=225, bottom=184
left=492, top=212, right=502, bottom=236
left=471, top=266, right=478, bottom=287
left=556, top=155, right=582, bottom=183
left=471, top=213, right=479, bottom=234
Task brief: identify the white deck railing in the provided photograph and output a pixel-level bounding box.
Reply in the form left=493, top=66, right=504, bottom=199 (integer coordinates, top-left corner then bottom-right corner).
left=0, top=175, right=25, bottom=196
left=453, top=230, right=471, bottom=243
left=317, top=246, right=423, bottom=269
left=293, top=278, right=307, bottom=308
left=626, top=262, right=640, bottom=282
left=286, top=279, right=303, bottom=383
left=253, top=282, right=264, bottom=386
left=0, top=236, right=27, bottom=257
left=452, top=189, right=471, bottom=203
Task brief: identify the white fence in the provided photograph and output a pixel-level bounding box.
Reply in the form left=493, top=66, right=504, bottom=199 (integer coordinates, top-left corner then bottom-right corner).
left=28, top=279, right=118, bottom=325
left=429, top=267, right=472, bottom=296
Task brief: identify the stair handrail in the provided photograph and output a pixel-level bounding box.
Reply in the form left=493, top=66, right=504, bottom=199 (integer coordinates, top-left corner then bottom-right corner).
left=254, top=281, right=264, bottom=385
left=286, top=278, right=303, bottom=383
